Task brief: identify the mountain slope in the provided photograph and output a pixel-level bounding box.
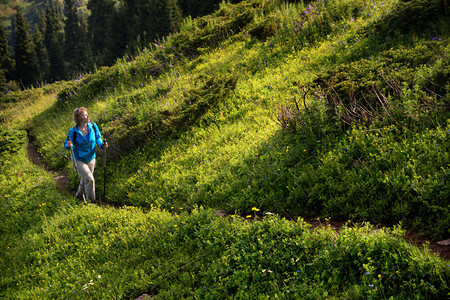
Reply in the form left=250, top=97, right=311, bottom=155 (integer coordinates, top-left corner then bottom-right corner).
left=2, top=0, right=449, bottom=236
left=1, top=0, right=449, bottom=298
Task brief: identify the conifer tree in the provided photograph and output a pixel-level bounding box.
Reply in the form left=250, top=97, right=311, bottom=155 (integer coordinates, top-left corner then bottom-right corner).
left=178, top=0, right=223, bottom=18
left=14, top=8, right=39, bottom=87
left=36, top=7, right=47, bottom=33
left=45, top=3, right=66, bottom=81
left=75, top=16, right=94, bottom=72
left=0, top=24, right=14, bottom=91
left=64, top=0, right=79, bottom=75
left=151, top=0, right=169, bottom=37
left=33, top=26, right=50, bottom=83
left=87, top=0, right=115, bottom=65
left=121, top=0, right=139, bottom=50
left=103, top=4, right=128, bottom=65
left=33, top=8, right=50, bottom=83
left=166, top=0, right=183, bottom=33
left=123, top=0, right=150, bottom=51
left=127, top=0, right=183, bottom=50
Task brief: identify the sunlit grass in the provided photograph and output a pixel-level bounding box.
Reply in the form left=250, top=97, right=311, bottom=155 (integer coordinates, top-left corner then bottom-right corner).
left=1, top=90, right=58, bottom=129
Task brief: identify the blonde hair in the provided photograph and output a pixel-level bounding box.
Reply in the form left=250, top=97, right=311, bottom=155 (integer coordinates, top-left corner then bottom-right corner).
left=73, top=107, right=87, bottom=126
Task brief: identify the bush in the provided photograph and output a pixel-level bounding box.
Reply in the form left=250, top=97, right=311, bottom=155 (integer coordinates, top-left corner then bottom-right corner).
left=0, top=126, right=27, bottom=156
left=313, top=42, right=449, bottom=128
left=100, top=74, right=238, bottom=156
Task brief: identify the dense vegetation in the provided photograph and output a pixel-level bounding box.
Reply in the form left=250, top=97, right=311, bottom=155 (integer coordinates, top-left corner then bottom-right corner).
left=1, top=0, right=449, bottom=298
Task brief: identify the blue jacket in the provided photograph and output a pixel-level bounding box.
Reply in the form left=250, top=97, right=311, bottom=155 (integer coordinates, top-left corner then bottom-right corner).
left=64, top=122, right=104, bottom=163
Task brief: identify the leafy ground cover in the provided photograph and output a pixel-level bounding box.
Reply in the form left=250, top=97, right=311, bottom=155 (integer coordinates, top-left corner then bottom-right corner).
left=1, top=0, right=449, bottom=298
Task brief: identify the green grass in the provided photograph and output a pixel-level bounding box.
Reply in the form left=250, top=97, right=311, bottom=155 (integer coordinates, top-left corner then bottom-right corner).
left=1, top=0, right=449, bottom=298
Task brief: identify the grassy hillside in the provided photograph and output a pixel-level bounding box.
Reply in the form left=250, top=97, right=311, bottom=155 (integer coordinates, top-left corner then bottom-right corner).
left=1, top=0, right=449, bottom=298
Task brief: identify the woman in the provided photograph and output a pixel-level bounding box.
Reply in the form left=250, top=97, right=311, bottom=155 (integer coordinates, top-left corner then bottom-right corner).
left=64, top=107, right=108, bottom=203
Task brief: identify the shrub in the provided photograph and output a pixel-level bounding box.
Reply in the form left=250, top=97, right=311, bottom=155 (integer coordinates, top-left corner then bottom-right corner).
left=100, top=74, right=238, bottom=156
left=313, top=42, right=449, bottom=128
left=0, top=126, right=27, bottom=156
left=275, top=88, right=341, bottom=150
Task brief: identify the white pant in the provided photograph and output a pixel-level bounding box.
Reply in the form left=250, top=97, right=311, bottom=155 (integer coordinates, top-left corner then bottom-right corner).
left=75, top=158, right=96, bottom=201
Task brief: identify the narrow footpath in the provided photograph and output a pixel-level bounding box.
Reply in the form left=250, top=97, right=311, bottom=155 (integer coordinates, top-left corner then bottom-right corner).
left=27, top=136, right=72, bottom=196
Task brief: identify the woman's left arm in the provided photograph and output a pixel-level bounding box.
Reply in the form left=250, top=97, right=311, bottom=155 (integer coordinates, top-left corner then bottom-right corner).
left=92, top=122, right=104, bottom=148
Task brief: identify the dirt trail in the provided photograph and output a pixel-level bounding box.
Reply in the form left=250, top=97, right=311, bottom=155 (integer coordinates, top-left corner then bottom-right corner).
left=27, top=137, right=72, bottom=196
left=26, top=139, right=449, bottom=260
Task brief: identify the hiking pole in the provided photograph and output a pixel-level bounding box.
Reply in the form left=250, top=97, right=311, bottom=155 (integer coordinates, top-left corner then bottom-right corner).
left=69, top=137, right=87, bottom=204
left=103, top=138, right=107, bottom=202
